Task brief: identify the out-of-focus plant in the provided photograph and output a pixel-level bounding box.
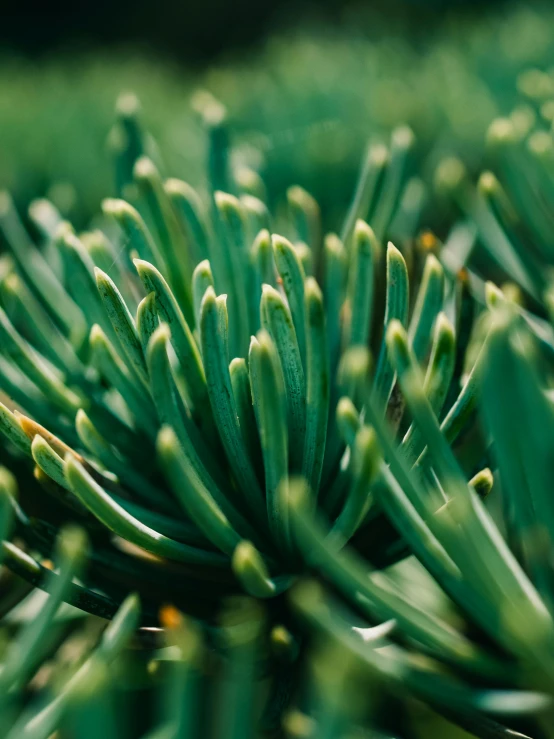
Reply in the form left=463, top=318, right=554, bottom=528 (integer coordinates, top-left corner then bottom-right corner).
left=1, top=2, right=553, bottom=227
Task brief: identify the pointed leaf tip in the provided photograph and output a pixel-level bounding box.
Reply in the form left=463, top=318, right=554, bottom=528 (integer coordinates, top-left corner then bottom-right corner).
left=386, top=317, right=406, bottom=344
left=353, top=218, right=375, bottom=244
left=271, top=233, right=294, bottom=252
left=214, top=190, right=240, bottom=210
left=156, top=424, right=178, bottom=455
left=116, top=91, right=141, bottom=118
left=133, top=156, right=157, bottom=180
left=149, top=322, right=171, bottom=345
left=232, top=541, right=276, bottom=598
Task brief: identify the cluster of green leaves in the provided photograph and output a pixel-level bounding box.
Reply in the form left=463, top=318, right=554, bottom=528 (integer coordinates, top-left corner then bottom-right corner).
left=5, top=7, right=554, bottom=735
left=0, top=99, right=426, bottom=616
left=0, top=85, right=553, bottom=738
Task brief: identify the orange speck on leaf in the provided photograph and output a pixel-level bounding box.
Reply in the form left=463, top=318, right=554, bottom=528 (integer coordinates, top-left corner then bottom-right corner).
left=159, top=604, right=182, bottom=629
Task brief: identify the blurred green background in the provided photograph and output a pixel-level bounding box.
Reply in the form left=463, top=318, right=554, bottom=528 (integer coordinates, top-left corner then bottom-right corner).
left=3, top=0, right=510, bottom=64
left=2, top=1, right=552, bottom=230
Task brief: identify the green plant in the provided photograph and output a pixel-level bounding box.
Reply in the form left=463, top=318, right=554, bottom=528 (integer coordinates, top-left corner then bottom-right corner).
left=6, top=48, right=554, bottom=737
left=0, top=90, right=496, bottom=733
left=0, top=99, right=424, bottom=614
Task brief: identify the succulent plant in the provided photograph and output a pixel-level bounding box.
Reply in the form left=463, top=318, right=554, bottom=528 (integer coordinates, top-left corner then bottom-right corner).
left=0, top=90, right=492, bottom=733
left=6, top=30, right=554, bottom=733
left=0, top=101, right=413, bottom=609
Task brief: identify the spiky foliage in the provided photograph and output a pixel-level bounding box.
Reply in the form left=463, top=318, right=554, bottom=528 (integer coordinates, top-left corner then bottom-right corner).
left=0, top=102, right=429, bottom=613
left=284, top=86, right=554, bottom=738
left=6, top=60, right=554, bottom=739
left=0, top=92, right=496, bottom=733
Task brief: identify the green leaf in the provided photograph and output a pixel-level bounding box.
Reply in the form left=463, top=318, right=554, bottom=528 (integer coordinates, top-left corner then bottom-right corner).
left=341, top=143, right=388, bottom=248
left=272, top=234, right=307, bottom=368
left=371, top=126, right=414, bottom=241
left=214, top=191, right=251, bottom=357
left=232, top=541, right=277, bottom=599
left=302, top=278, right=329, bottom=496
left=75, top=408, right=171, bottom=513
left=287, top=185, right=321, bottom=268
left=89, top=324, right=157, bottom=436
left=323, top=233, right=347, bottom=376
left=9, top=593, right=140, bottom=739
left=82, top=230, right=135, bottom=308
left=64, top=455, right=227, bottom=566
left=344, top=220, right=376, bottom=349
left=0, top=307, right=82, bottom=415
left=136, top=291, right=159, bottom=357
left=0, top=193, right=87, bottom=347
left=0, top=400, right=33, bottom=455
left=165, top=178, right=210, bottom=265
left=95, top=267, right=148, bottom=386
left=373, top=242, right=409, bottom=409
left=200, top=287, right=266, bottom=523
left=249, top=331, right=291, bottom=555
left=387, top=319, right=554, bottom=667
left=261, top=284, right=306, bottom=471
left=192, top=259, right=215, bottom=334
left=217, top=600, right=264, bottom=739
left=229, top=357, right=262, bottom=479
left=481, top=312, right=554, bottom=595
left=249, top=229, right=273, bottom=334
left=157, top=426, right=243, bottom=556
left=331, top=425, right=380, bottom=541
left=147, top=324, right=254, bottom=538
left=202, top=99, right=230, bottom=192
left=134, top=157, right=194, bottom=324
left=102, top=197, right=164, bottom=267
left=403, top=312, right=455, bottom=462
left=31, top=435, right=71, bottom=490
left=0, top=525, right=87, bottom=693
left=408, top=253, right=445, bottom=364
left=0, top=271, right=84, bottom=378
left=56, top=225, right=120, bottom=348
left=241, top=196, right=270, bottom=247
left=286, top=479, right=493, bottom=673
left=134, top=258, right=209, bottom=423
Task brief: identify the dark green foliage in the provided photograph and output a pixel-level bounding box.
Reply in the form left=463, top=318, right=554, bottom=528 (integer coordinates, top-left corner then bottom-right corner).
left=4, top=8, right=554, bottom=735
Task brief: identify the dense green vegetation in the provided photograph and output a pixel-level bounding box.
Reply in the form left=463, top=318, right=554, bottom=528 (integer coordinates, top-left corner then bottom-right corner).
left=2, top=2, right=554, bottom=737
left=1, top=2, right=553, bottom=226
